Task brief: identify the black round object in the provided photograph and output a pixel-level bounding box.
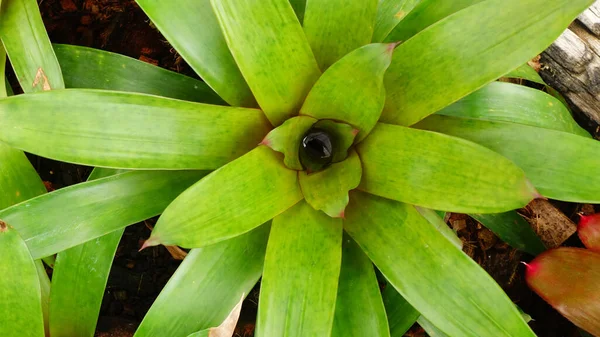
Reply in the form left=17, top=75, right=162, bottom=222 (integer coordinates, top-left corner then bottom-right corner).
left=300, top=128, right=334, bottom=170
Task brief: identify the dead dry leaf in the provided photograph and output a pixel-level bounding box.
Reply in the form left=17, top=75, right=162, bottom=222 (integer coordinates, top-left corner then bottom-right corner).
left=32, top=67, right=52, bottom=91
left=209, top=294, right=244, bottom=337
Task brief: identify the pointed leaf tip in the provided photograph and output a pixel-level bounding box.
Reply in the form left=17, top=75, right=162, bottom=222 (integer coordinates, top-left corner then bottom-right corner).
left=260, top=138, right=271, bottom=147
left=578, top=213, right=600, bottom=252
left=525, top=248, right=600, bottom=335
left=522, top=261, right=540, bottom=278
left=140, top=238, right=158, bottom=251
left=578, top=213, right=598, bottom=229
left=525, top=180, right=544, bottom=200
left=387, top=41, right=402, bottom=52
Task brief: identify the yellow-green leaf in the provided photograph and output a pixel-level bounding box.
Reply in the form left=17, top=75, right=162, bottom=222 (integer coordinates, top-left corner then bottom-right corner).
left=0, top=0, right=64, bottom=92
left=344, top=192, right=536, bottom=337
left=301, top=43, right=394, bottom=141
left=0, top=222, right=45, bottom=337
left=299, top=150, right=362, bottom=218
left=147, top=146, right=303, bottom=248
left=256, top=201, right=342, bottom=337
left=135, top=0, right=255, bottom=107
left=211, top=0, right=321, bottom=126
left=357, top=123, right=536, bottom=213
left=303, top=0, right=378, bottom=70
left=0, top=89, right=270, bottom=170
left=382, top=0, right=594, bottom=126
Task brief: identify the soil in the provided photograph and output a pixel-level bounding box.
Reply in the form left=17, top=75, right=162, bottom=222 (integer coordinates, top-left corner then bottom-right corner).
left=7, top=0, right=594, bottom=336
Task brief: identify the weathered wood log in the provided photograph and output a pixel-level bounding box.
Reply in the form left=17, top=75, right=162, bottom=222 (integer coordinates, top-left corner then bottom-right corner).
left=539, top=1, right=600, bottom=138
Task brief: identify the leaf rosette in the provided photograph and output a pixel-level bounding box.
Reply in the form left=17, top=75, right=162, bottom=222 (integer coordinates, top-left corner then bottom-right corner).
left=0, top=0, right=598, bottom=336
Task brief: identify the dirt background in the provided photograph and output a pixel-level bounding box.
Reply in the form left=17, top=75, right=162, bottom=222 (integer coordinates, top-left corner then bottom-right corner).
left=5, top=0, right=596, bottom=336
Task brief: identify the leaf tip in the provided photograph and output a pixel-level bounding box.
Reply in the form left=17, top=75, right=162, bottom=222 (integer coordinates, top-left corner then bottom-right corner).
left=525, top=180, right=544, bottom=201
left=259, top=137, right=271, bottom=147
left=139, top=238, right=159, bottom=252
left=578, top=213, right=598, bottom=230
left=522, top=261, right=540, bottom=279
left=578, top=213, right=600, bottom=251
left=387, top=41, right=402, bottom=53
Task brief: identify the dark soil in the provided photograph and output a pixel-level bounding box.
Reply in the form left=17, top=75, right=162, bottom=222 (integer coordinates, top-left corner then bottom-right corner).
left=8, top=0, right=591, bottom=336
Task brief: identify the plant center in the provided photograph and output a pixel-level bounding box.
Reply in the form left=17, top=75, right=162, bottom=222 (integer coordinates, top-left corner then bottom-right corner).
left=300, top=128, right=334, bottom=170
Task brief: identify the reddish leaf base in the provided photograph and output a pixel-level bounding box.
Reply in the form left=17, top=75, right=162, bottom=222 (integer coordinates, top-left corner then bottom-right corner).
left=579, top=213, right=600, bottom=252
left=525, top=248, right=600, bottom=336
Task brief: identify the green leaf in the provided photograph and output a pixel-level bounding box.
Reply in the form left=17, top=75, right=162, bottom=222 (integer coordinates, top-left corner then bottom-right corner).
left=0, top=46, right=6, bottom=96
left=0, top=89, right=270, bottom=170
left=415, top=207, right=462, bottom=250
left=186, top=331, right=209, bottom=337
left=53, top=44, right=225, bottom=105
left=289, top=0, right=306, bottom=23
left=147, top=146, right=302, bottom=248
left=383, top=0, right=484, bottom=43
left=5, top=77, right=13, bottom=95
left=0, top=222, right=45, bottom=337
left=87, top=168, right=130, bottom=180
left=1, top=47, right=50, bottom=334
left=382, top=0, right=594, bottom=126
left=382, top=286, right=419, bottom=337
left=470, top=212, right=545, bottom=256
left=303, top=0, right=378, bottom=70
left=0, top=0, right=64, bottom=92
left=436, top=81, right=589, bottom=137
left=331, top=235, right=390, bottom=337
left=357, top=123, right=536, bottom=213
left=48, top=168, right=126, bottom=337
left=185, top=295, right=244, bottom=337
left=50, top=229, right=124, bottom=337
left=503, top=63, right=545, bottom=85
left=35, top=260, right=51, bottom=335
left=502, top=63, right=572, bottom=113
left=0, top=170, right=205, bottom=259
left=517, top=306, right=533, bottom=324
left=0, top=143, right=47, bottom=209
left=299, top=150, right=362, bottom=218
left=372, top=0, right=421, bottom=43
left=134, top=224, right=269, bottom=337
left=211, top=0, right=321, bottom=126
left=417, top=316, right=449, bottom=337
left=500, top=66, right=575, bottom=130
left=525, top=248, right=600, bottom=336
left=344, top=192, right=536, bottom=337
left=135, top=0, right=255, bottom=107
left=262, top=115, right=317, bottom=170
left=256, top=201, right=342, bottom=337
left=0, top=38, right=46, bottom=210
left=300, top=43, right=394, bottom=141
left=416, top=115, right=600, bottom=203
left=579, top=213, right=600, bottom=252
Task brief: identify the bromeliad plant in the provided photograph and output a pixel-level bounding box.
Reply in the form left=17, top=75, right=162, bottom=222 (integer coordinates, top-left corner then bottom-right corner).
left=1, top=0, right=600, bottom=336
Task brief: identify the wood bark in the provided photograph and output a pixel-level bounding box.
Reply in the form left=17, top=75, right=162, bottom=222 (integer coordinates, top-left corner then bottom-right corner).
left=540, top=0, right=600, bottom=138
